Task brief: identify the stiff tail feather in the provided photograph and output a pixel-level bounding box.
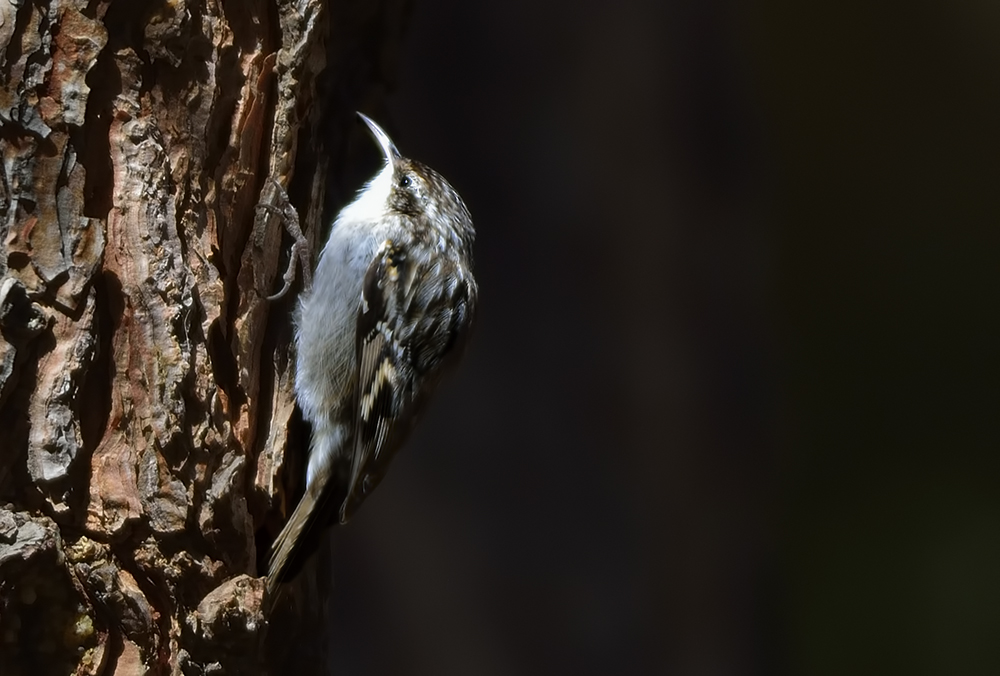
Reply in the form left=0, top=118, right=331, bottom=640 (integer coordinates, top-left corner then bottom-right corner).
left=264, top=480, right=340, bottom=611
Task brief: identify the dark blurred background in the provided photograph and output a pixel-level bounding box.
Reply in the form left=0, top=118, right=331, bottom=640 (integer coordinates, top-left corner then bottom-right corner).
left=321, top=1, right=999, bottom=674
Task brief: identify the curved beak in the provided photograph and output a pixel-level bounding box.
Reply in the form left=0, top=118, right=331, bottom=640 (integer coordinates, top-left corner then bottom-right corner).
left=357, top=112, right=401, bottom=165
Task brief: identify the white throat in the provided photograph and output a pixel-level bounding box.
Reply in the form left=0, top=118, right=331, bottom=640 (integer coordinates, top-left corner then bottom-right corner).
left=337, top=162, right=394, bottom=227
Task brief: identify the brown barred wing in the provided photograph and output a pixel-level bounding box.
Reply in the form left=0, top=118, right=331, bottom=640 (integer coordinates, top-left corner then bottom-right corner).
left=339, top=239, right=476, bottom=523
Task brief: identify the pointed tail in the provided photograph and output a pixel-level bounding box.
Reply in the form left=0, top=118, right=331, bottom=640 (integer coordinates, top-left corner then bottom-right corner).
left=265, top=484, right=329, bottom=600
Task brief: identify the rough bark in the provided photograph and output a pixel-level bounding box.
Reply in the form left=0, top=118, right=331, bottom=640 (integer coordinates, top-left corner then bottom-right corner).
left=0, top=0, right=406, bottom=673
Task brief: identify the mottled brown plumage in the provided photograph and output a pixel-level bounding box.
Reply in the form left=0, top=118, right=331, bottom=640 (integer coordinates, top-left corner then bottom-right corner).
left=266, top=114, right=477, bottom=600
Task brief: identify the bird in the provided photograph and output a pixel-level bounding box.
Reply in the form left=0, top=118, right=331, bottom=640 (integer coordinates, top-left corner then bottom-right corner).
left=265, top=112, right=478, bottom=598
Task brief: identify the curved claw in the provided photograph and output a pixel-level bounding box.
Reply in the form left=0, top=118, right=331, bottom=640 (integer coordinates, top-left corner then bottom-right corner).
left=255, top=177, right=313, bottom=300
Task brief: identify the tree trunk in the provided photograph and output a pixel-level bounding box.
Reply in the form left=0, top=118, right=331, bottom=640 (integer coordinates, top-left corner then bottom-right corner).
left=0, top=0, right=404, bottom=672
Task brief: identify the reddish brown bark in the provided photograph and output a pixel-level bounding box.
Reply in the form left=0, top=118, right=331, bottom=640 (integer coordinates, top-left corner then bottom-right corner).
left=0, top=0, right=405, bottom=672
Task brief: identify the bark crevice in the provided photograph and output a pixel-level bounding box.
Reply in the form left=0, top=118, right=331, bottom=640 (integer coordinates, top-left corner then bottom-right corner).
left=1, top=0, right=404, bottom=672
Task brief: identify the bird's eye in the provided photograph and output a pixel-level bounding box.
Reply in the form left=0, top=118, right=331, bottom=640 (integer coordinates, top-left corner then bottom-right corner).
left=399, top=175, right=411, bottom=188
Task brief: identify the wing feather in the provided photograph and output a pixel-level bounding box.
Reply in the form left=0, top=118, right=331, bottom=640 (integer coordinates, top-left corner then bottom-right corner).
left=340, top=242, right=409, bottom=521
left=339, top=238, right=476, bottom=523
